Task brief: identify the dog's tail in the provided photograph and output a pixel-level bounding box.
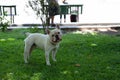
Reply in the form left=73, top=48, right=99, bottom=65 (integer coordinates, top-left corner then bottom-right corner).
left=25, top=32, right=31, bottom=37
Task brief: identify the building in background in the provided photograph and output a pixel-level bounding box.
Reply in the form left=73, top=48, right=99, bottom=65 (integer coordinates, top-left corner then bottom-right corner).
left=0, top=0, right=120, bottom=24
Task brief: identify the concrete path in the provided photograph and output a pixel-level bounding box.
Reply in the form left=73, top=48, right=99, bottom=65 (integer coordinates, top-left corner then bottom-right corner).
left=8, top=23, right=120, bottom=36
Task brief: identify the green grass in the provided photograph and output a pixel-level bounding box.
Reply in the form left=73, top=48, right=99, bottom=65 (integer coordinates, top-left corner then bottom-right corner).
left=0, top=29, right=120, bottom=80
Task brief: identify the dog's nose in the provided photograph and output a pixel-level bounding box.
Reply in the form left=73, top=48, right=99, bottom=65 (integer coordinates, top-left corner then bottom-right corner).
left=55, top=35, right=59, bottom=39
left=55, top=35, right=62, bottom=41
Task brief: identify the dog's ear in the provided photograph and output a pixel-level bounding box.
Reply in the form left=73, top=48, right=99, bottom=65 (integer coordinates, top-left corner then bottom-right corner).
left=56, top=24, right=60, bottom=29
left=46, top=28, right=50, bottom=34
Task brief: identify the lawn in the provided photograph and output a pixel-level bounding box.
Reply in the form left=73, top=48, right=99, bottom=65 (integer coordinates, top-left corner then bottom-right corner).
left=0, top=29, right=120, bottom=80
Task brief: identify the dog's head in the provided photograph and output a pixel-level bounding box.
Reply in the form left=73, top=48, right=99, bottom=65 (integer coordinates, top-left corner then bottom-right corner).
left=46, top=25, right=62, bottom=44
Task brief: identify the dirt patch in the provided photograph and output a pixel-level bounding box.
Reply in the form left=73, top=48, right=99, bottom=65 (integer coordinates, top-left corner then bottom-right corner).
left=62, top=27, right=120, bottom=36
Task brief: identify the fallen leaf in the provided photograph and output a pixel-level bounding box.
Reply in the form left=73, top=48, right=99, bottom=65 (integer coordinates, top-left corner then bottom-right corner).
left=75, top=64, right=80, bottom=67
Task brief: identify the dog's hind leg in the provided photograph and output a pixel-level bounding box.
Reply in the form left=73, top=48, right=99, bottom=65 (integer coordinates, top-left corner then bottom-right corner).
left=24, top=44, right=30, bottom=63
left=30, top=44, right=36, bottom=55
left=24, top=42, right=36, bottom=63
left=24, top=42, right=33, bottom=63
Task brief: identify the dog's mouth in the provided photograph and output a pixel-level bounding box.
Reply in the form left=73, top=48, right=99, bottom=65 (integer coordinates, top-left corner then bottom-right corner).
left=54, top=39, right=62, bottom=42
left=52, top=35, right=62, bottom=43
left=52, top=38, right=62, bottom=43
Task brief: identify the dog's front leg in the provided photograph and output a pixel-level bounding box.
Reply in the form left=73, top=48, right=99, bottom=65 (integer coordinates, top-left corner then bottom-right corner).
left=45, top=51, right=51, bottom=66
left=52, top=48, right=57, bottom=62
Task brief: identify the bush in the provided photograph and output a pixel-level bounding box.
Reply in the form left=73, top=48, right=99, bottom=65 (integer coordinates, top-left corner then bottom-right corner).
left=28, top=26, right=42, bottom=33
left=0, top=12, right=10, bottom=32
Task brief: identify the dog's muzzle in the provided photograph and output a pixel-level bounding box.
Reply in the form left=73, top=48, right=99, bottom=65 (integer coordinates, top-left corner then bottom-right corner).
left=52, top=35, right=62, bottom=43
left=55, top=35, right=62, bottom=41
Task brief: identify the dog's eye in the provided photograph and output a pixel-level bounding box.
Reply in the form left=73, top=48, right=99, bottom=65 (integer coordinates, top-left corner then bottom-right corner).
left=58, top=32, right=60, bottom=34
left=52, top=34, right=54, bottom=37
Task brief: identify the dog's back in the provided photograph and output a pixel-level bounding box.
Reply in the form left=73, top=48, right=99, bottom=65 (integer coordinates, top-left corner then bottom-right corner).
left=24, top=33, right=49, bottom=50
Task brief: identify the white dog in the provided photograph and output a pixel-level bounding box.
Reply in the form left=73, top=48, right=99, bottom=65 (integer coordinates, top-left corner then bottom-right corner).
left=24, top=25, right=62, bottom=66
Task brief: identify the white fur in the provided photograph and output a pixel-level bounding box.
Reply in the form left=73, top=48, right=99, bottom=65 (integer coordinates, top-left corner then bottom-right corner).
left=24, top=28, right=62, bottom=66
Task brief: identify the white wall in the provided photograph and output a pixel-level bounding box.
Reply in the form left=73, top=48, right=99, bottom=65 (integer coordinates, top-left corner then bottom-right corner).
left=0, top=0, right=41, bottom=24
left=0, top=0, right=120, bottom=24
left=80, top=0, right=120, bottom=23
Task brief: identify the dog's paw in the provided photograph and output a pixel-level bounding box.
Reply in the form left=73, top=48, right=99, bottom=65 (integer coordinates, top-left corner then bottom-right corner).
left=46, top=63, right=51, bottom=66
left=53, top=59, right=57, bottom=62
left=24, top=61, right=28, bottom=64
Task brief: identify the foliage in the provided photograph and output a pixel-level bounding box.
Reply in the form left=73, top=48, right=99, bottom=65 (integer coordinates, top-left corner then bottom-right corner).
left=0, top=12, right=10, bottom=32
left=28, top=26, right=42, bottom=33
left=0, top=29, right=120, bottom=80
left=27, top=0, right=49, bottom=33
